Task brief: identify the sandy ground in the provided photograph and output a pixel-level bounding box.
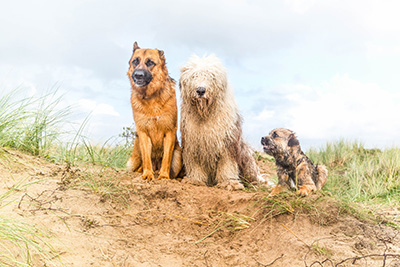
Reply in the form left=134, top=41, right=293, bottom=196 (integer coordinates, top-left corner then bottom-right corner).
left=1, top=148, right=400, bottom=266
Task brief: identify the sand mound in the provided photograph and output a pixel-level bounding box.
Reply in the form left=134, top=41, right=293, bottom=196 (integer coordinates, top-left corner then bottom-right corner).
left=1, top=148, right=399, bottom=266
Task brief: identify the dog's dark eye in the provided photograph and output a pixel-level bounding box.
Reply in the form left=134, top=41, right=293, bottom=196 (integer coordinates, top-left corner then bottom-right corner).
left=145, top=59, right=155, bottom=67
left=272, top=132, right=278, bottom=138
left=132, top=58, right=139, bottom=66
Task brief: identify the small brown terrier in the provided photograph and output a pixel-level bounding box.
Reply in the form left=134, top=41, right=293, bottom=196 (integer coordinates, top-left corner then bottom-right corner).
left=127, top=42, right=182, bottom=180
left=261, top=128, right=328, bottom=196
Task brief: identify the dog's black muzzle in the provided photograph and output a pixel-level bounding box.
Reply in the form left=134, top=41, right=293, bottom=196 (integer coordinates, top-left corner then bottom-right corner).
left=132, top=69, right=153, bottom=87
left=261, top=136, right=274, bottom=155
left=261, top=136, right=270, bottom=146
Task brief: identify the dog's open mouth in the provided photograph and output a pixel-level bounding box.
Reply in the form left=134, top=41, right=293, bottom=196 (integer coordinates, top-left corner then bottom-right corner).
left=263, top=144, right=275, bottom=154
left=134, top=79, right=148, bottom=87
left=263, top=145, right=274, bottom=150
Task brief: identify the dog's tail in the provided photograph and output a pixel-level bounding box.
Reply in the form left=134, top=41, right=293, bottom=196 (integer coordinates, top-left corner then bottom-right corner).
left=315, top=165, right=328, bottom=190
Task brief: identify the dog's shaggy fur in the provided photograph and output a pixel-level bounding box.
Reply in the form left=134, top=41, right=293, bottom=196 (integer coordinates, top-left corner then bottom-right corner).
left=179, top=55, right=262, bottom=190
left=261, top=128, right=328, bottom=196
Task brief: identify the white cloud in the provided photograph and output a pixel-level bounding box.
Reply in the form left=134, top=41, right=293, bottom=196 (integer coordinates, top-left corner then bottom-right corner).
left=2, top=0, right=400, bottom=149
left=245, top=75, right=400, bottom=149
left=77, top=99, right=120, bottom=117
left=254, top=109, right=275, bottom=121
left=255, top=75, right=400, bottom=146
left=284, top=0, right=318, bottom=14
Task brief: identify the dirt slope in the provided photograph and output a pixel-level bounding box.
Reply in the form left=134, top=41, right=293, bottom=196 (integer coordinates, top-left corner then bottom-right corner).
left=1, top=148, right=400, bottom=266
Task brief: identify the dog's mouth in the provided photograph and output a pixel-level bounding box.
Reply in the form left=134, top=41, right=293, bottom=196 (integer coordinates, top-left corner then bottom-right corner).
left=262, top=144, right=275, bottom=154
left=191, top=96, right=209, bottom=105
left=190, top=97, right=211, bottom=118
left=134, top=79, right=149, bottom=87
left=132, top=69, right=153, bottom=87
left=261, top=137, right=275, bottom=154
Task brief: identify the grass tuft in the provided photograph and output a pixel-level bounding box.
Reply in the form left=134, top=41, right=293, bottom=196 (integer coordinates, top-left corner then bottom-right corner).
left=0, top=181, right=61, bottom=266
left=307, top=140, right=400, bottom=205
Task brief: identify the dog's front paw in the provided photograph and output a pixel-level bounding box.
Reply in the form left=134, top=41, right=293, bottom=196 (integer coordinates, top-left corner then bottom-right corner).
left=142, top=170, right=154, bottom=181
left=158, top=172, right=170, bottom=180
left=298, top=185, right=316, bottom=196
left=217, top=180, right=244, bottom=191
left=268, top=185, right=286, bottom=197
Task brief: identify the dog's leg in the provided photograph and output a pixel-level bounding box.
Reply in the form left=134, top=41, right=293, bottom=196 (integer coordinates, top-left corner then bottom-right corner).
left=137, top=131, right=154, bottom=180
left=127, top=138, right=142, bottom=172
left=316, top=165, right=328, bottom=190
left=182, top=157, right=207, bottom=185
left=158, top=131, right=175, bottom=180
left=269, top=168, right=289, bottom=196
left=169, top=142, right=183, bottom=178
left=269, top=185, right=286, bottom=197
left=216, top=153, right=244, bottom=191
left=296, top=162, right=316, bottom=196
left=238, top=142, right=260, bottom=184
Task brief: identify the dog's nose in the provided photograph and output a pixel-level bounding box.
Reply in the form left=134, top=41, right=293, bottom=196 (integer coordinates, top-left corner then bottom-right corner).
left=261, top=137, right=265, bottom=145
left=133, top=70, right=145, bottom=79
left=196, top=87, right=206, bottom=96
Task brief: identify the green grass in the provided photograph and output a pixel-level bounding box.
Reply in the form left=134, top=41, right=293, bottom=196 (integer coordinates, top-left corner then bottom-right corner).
left=0, top=181, right=61, bottom=266
left=2, top=87, right=400, bottom=262
left=63, top=137, right=131, bottom=169
left=0, top=88, right=133, bottom=265
left=307, top=140, right=400, bottom=205
left=311, top=241, right=333, bottom=257
left=0, top=88, right=133, bottom=169
left=0, top=89, right=71, bottom=158
left=306, top=140, right=400, bottom=228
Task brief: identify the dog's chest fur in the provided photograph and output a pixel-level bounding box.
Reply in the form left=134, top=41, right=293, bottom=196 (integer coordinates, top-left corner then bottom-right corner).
left=183, top=106, right=238, bottom=166
left=131, top=85, right=177, bottom=151
left=276, top=152, right=319, bottom=188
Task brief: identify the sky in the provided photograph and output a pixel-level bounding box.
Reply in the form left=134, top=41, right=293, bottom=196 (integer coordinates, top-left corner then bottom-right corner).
left=1, top=0, right=400, bottom=150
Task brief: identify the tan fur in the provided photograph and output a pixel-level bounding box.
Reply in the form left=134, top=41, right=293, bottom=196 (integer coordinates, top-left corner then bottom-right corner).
left=261, top=128, right=328, bottom=196
left=179, top=55, right=263, bottom=190
left=127, top=42, right=182, bottom=180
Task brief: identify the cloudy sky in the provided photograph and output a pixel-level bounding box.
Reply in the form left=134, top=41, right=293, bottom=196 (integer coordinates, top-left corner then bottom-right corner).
left=1, top=0, right=400, bottom=150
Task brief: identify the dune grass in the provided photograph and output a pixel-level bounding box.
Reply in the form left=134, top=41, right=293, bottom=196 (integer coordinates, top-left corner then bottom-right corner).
left=0, top=89, right=132, bottom=265
left=2, top=89, right=399, bottom=208
left=0, top=89, right=132, bottom=169
left=0, top=89, right=71, bottom=158
left=0, top=181, right=61, bottom=266
left=1, top=87, right=400, bottom=262
left=307, top=140, right=400, bottom=206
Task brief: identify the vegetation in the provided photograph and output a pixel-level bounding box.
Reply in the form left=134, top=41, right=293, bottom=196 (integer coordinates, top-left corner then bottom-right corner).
left=0, top=181, right=61, bottom=266
left=1, top=88, right=399, bottom=263
left=0, top=89, right=132, bottom=265
left=0, top=89, right=132, bottom=168
left=307, top=140, right=400, bottom=206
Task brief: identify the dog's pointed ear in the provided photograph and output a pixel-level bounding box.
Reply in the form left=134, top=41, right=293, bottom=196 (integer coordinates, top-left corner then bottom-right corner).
left=158, top=49, right=166, bottom=62
left=288, top=134, right=299, bottom=147
left=133, top=42, right=140, bottom=52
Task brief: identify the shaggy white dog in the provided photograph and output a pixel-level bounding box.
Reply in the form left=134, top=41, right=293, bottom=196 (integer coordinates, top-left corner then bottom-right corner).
left=179, top=55, right=263, bottom=190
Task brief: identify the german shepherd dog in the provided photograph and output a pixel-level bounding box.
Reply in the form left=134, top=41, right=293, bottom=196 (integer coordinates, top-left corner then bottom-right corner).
left=127, top=42, right=182, bottom=180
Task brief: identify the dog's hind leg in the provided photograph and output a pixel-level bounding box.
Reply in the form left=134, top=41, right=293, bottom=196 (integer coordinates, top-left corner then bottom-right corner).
left=316, top=165, right=328, bottom=190
left=169, top=142, right=183, bottom=178
left=296, top=162, right=316, bottom=196
left=127, top=138, right=142, bottom=172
